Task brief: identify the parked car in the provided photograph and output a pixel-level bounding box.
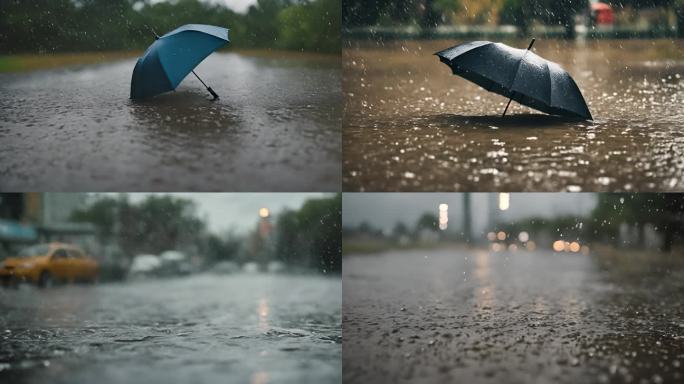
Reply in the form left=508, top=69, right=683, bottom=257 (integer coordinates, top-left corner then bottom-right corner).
left=266, top=261, right=286, bottom=273
left=212, top=261, right=240, bottom=274
left=159, top=250, right=193, bottom=276
left=128, top=254, right=162, bottom=278
left=242, top=262, right=260, bottom=273
left=0, top=242, right=99, bottom=287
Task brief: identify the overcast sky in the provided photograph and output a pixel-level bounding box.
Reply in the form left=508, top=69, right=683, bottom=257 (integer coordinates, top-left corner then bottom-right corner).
left=151, top=0, right=258, bottom=13
left=97, top=193, right=330, bottom=234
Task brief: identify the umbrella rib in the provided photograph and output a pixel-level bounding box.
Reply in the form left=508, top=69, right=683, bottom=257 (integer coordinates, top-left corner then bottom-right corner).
left=502, top=39, right=535, bottom=117
left=544, top=61, right=553, bottom=110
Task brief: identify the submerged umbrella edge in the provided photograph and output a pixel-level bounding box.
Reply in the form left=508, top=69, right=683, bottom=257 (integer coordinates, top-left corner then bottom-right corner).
left=130, top=51, right=175, bottom=100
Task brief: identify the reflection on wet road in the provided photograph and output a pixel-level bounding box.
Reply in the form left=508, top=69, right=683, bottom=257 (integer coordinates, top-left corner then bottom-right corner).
left=0, top=52, right=341, bottom=191
left=343, top=248, right=684, bottom=383
left=0, top=274, right=341, bottom=384
left=343, top=39, right=684, bottom=191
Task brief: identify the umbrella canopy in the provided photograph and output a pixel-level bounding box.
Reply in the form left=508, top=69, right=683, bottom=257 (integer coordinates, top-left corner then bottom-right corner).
left=130, top=24, right=229, bottom=100
left=435, top=40, right=592, bottom=120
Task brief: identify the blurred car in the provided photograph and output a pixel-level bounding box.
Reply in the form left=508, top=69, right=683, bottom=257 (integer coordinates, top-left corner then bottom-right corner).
left=267, top=261, right=286, bottom=273
left=242, top=262, right=260, bottom=273
left=159, top=250, right=193, bottom=276
left=212, top=261, right=240, bottom=274
left=128, top=254, right=162, bottom=278
left=0, top=242, right=99, bottom=287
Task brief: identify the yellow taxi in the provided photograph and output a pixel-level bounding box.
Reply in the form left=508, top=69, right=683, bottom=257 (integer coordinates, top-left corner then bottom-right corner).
left=0, top=242, right=99, bottom=287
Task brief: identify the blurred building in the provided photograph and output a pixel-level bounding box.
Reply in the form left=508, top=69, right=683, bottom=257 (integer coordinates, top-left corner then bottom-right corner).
left=0, top=193, right=96, bottom=257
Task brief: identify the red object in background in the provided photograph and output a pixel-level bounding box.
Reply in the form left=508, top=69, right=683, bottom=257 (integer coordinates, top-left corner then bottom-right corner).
left=592, top=2, right=614, bottom=25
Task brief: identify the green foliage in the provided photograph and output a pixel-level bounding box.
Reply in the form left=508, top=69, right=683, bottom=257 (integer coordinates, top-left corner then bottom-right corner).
left=0, top=0, right=341, bottom=53
left=202, top=231, right=241, bottom=263
left=433, top=0, right=461, bottom=14
left=275, top=193, right=341, bottom=273
left=591, top=193, right=684, bottom=250
left=500, top=0, right=529, bottom=34
left=415, top=212, right=439, bottom=233
left=278, top=0, right=341, bottom=52
left=71, top=194, right=206, bottom=257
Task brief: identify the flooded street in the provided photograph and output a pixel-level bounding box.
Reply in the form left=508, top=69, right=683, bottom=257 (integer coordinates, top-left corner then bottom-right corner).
left=343, top=39, right=684, bottom=191
left=0, top=273, right=341, bottom=384
left=343, top=248, right=684, bottom=383
left=0, top=52, right=341, bottom=191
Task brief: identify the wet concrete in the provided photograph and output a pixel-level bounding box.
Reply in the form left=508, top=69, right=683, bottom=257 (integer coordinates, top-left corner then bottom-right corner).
left=343, top=39, right=684, bottom=191
left=0, top=52, right=341, bottom=191
left=343, top=248, right=684, bottom=383
left=0, top=273, right=341, bottom=384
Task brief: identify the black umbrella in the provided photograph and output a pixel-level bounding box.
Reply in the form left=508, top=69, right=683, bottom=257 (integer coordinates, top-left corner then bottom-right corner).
left=435, top=39, right=592, bottom=120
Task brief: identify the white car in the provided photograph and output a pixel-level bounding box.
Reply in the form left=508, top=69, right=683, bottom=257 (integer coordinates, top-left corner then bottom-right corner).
left=159, top=250, right=192, bottom=276
left=129, top=254, right=162, bottom=277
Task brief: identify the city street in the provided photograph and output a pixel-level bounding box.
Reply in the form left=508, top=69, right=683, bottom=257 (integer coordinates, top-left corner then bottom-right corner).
left=343, top=247, right=684, bottom=383
left=0, top=273, right=341, bottom=384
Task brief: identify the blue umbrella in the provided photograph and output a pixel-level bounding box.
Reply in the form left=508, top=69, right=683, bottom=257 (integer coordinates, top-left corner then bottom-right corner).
left=130, top=24, right=230, bottom=100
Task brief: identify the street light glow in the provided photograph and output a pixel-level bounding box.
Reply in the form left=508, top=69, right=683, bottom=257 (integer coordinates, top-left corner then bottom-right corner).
left=259, top=207, right=270, bottom=218
left=438, top=203, right=448, bottom=230
left=552, top=240, right=565, bottom=252
left=499, top=193, right=510, bottom=211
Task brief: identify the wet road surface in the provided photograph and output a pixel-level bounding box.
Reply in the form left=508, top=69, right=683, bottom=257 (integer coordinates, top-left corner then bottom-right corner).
left=343, top=247, right=684, bottom=383
left=0, top=273, right=341, bottom=384
left=343, top=39, right=684, bottom=191
left=0, top=51, right=341, bottom=191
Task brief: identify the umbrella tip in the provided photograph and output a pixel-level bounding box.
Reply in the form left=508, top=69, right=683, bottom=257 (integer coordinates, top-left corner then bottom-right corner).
left=527, top=38, right=536, bottom=50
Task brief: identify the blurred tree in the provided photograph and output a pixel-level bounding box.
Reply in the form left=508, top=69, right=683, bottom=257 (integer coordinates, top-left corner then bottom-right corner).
left=274, top=209, right=300, bottom=264
left=278, top=0, right=341, bottom=52
left=591, top=193, right=684, bottom=252
left=500, top=0, right=587, bottom=39
left=431, top=0, right=462, bottom=25
left=457, top=0, right=503, bottom=25
left=357, top=221, right=374, bottom=234
left=202, top=231, right=241, bottom=263
left=415, top=212, right=439, bottom=234
left=243, top=0, right=285, bottom=48
left=0, top=0, right=340, bottom=53
left=420, top=0, right=441, bottom=28
left=500, top=0, right=530, bottom=35
left=342, top=0, right=388, bottom=26
left=297, top=193, right=342, bottom=272
left=71, top=194, right=206, bottom=257
left=676, top=0, right=684, bottom=37
left=274, top=194, right=341, bottom=273
left=70, top=194, right=122, bottom=245
left=547, top=0, right=586, bottom=39
left=392, top=221, right=411, bottom=240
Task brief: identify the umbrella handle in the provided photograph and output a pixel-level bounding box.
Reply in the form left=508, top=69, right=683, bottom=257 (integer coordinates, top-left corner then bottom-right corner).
left=207, top=87, right=219, bottom=100
left=192, top=70, right=219, bottom=100
left=502, top=94, right=514, bottom=117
